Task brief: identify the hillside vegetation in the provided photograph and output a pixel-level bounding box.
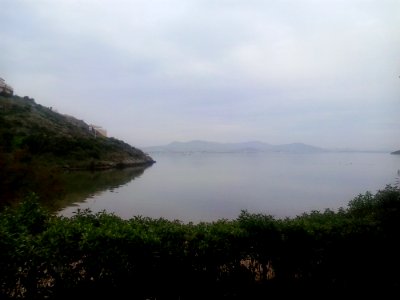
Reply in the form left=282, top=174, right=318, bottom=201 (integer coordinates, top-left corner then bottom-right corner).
left=0, top=95, right=154, bottom=205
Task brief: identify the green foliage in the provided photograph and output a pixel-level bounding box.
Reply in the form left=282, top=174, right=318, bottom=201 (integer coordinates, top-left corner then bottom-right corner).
left=1, top=186, right=399, bottom=298
left=0, top=95, right=154, bottom=207
left=0, top=95, right=153, bottom=169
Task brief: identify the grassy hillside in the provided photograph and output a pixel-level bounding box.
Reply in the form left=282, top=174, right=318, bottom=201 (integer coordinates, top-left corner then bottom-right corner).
left=0, top=95, right=154, bottom=168
left=0, top=94, right=154, bottom=205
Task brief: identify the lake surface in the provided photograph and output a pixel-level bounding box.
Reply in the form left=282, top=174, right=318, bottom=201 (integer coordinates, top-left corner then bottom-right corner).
left=58, top=152, right=400, bottom=223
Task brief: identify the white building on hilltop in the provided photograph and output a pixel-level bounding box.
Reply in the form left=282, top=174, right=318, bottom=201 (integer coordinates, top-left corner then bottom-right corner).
left=89, top=124, right=107, bottom=137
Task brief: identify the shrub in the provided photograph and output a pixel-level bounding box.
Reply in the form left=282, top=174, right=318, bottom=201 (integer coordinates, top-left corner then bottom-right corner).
left=0, top=186, right=399, bottom=298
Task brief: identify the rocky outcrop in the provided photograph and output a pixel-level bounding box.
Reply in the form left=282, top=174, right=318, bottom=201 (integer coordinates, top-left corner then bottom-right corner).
left=64, top=157, right=155, bottom=171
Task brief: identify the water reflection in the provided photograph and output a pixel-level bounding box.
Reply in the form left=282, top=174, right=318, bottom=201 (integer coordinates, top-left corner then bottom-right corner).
left=56, top=152, right=399, bottom=223
left=45, top=166, right=151, bottom=213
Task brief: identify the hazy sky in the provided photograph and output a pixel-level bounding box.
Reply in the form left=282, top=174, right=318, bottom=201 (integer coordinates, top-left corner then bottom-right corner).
left=1, top=0, right=399, bottom=150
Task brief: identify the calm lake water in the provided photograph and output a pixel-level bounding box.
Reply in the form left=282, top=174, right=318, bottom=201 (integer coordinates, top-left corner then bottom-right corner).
left=58, top=152, right=400, bottom=223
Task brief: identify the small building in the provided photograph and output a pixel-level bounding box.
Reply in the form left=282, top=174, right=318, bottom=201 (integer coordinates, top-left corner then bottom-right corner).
left=0, top=78, right=14, bottom=96
left=89, top=124, right=107, bottom=137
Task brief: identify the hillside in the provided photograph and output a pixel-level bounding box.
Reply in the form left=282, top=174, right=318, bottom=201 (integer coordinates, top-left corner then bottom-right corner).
left=143, top=140, right=328, bottom=153
left=391, top=150, right=400, bottom=155
left=0, top=95, right=155, bottom=169
left=0, top=94, right=154, bottom=206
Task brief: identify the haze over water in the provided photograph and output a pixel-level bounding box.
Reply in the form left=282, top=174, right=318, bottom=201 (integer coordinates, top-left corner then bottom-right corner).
left=2, top=1, right=399, bottom=152
left=59, top=152, right=400, bottom=223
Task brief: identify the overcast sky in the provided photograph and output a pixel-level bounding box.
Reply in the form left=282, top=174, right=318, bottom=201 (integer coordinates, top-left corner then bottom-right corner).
left=1, top=0, right=399, bottom=150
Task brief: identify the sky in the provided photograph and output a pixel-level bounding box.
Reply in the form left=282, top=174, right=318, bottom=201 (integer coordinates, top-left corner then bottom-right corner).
left=1, top=0, right=399, bottom=151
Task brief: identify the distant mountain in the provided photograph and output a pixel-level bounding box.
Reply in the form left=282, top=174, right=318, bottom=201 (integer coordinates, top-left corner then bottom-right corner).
left=143, top=140, right=328, bottom=154
left=391, top=150, right=400, bottom=155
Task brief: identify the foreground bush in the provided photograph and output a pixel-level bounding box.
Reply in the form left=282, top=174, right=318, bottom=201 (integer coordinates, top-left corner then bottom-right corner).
left=1, top=186, right=399, bottom=299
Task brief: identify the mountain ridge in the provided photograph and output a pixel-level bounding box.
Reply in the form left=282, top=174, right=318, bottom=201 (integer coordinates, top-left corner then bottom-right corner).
left=143, top=140, right=328, bottom=153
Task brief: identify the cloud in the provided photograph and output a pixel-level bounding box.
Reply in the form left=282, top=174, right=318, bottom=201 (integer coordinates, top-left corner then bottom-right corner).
left=1, top=0, right=399, bottom=150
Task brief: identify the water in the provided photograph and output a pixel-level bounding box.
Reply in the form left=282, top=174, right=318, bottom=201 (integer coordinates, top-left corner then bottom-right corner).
left=58, top=152, right=400, bottom=223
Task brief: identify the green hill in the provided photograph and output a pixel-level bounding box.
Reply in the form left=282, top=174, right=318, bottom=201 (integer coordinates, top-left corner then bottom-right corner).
left=0, top=95, right=154, bottom=169
left=0, top=94, right=154, bottom=205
